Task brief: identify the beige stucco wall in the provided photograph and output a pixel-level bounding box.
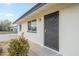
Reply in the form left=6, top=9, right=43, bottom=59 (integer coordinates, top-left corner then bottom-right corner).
left=17, top=4, right=79, bottom=56
left=18, top=17, right=44, bottom=46
left=59, top=4, right=79, bottom=56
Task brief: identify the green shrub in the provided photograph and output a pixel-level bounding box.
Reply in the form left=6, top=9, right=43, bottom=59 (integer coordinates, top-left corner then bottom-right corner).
left=8, top=36, right=30, bottom=56
left=0, top=47, right=3, bottom=55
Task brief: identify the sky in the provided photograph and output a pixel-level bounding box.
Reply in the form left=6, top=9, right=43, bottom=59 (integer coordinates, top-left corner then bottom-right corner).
left=0, top=3, right=36, bottom=23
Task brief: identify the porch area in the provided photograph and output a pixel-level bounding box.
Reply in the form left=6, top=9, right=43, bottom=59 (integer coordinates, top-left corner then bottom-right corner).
left=28, top=41, right=62, bottom=56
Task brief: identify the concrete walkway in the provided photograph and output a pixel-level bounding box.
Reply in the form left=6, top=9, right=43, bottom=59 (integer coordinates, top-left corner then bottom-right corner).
left=28, top=41, right=62, bottom=56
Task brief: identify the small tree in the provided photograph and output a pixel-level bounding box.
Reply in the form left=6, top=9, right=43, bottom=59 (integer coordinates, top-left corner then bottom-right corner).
left=8, top=34, right=30, bottom=56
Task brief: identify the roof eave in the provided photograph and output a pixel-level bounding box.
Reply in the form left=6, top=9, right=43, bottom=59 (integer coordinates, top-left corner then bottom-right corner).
left=13, top=3, right=46, bottom=24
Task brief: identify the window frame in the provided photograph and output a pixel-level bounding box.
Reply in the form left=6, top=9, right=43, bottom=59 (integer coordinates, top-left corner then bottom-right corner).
left=27, top=19, right=37, bottom=33
left=19, top=25, right=22, bottom=31
left=28, top=21, right=31, bottom=31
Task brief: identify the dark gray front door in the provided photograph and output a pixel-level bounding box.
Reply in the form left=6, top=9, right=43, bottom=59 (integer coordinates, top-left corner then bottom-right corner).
left=44, top=11, right=59, bottom=51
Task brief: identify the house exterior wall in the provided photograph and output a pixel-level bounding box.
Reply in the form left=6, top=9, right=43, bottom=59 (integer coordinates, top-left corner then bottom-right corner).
left=17, top=4, right=79, bottom=56
left=18, top=17, right=44, bottom=46
left=60, top=5, right=79, bottom=56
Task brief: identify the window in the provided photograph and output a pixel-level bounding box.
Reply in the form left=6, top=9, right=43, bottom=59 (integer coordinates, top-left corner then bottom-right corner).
left=31, top=20, right=36, bottom=31
left=19, top=25, right=22, bottom=31
left=28, top=20, right=37, bottom=32
left=28, top=21, right=31, bottom=31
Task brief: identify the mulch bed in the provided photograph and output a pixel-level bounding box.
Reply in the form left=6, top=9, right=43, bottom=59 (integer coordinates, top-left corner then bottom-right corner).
left=0, top=41, right=9, bottom=56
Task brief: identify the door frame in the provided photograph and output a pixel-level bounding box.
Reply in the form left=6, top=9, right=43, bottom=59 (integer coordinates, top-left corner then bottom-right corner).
left=44, top=11, right=59, bottom=51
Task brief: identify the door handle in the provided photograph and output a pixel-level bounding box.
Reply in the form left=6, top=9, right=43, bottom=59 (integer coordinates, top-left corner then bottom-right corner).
left=45, top=29, right=46, bottom=32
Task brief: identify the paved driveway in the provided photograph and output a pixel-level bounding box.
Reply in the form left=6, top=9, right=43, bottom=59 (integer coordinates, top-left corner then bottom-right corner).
left=0, top=31, right=17, bottom=41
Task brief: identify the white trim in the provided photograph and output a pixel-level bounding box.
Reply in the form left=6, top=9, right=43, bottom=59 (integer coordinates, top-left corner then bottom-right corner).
left=43, top=11, right=62, bottom=56
left=43, top=45, right=63, bottom=55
